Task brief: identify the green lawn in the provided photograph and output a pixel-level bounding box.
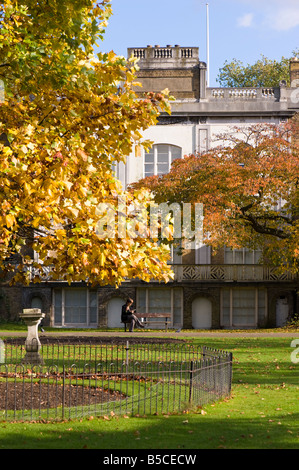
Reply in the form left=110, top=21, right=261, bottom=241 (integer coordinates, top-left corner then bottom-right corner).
left=0, top=334, right=298, bottom=449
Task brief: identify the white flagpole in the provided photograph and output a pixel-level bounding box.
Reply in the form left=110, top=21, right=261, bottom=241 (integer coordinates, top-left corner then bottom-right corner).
left=206, top=3, right=210, bottom=87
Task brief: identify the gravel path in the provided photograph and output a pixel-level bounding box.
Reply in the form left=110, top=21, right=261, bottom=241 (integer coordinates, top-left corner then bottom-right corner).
left=1, top=330, right=298, bottom=338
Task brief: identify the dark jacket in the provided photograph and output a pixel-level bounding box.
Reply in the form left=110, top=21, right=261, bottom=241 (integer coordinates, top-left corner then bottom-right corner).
left=121, top=304, right=134, bottom=322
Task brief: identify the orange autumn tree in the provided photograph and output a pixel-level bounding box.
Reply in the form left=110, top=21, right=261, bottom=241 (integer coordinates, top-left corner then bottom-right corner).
left=0, top=0, right=174, bottom=286
left=132, top=122, right=299, bottom=273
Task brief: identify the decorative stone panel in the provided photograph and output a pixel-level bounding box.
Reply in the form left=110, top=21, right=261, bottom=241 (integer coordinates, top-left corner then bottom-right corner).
left=133, top=68, right=200, bottom=100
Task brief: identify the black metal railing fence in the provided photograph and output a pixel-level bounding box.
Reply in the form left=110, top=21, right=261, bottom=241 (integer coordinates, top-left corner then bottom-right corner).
left=0, top=339, right=233, bottom=421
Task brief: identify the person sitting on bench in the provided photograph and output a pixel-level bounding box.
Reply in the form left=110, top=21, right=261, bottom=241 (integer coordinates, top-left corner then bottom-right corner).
left=121, top=298, right=145, bottom=332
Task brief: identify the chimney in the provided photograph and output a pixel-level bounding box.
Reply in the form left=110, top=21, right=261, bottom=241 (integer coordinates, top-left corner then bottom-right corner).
left=290, top=58, right=299, bottom=86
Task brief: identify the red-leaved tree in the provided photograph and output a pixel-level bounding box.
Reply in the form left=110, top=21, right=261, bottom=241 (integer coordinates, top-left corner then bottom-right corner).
left=131, top=121, right=299, bottom=273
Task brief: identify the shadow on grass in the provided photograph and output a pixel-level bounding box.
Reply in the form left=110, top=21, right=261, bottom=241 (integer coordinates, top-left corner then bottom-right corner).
left=0, top=409, right=298, bottom=450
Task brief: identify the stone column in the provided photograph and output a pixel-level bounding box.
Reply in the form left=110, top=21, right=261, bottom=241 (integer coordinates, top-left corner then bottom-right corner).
left=19, top=308, right=45, bottom=365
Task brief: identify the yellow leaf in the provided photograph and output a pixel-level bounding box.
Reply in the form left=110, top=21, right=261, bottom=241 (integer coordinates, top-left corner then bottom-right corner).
left=67, top=207, right=79, bottom=218
left=64, top=180, right=73, bottom=191
left=5, top=214, right=15, bottom=228
left=23, top=182, right=32, bottom=195
left=135, top=145, right=141, bottom=157
left=32, top=218, right=41, bottom=229
left=99, top=252, right=105, bottom=266
left=120, top=267, right=128, bottom=277
left=56, top=229, right=66, bottom=241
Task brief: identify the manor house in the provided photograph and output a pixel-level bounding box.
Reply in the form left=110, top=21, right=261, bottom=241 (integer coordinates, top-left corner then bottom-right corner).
left=2, top=46, right=299, bottom=330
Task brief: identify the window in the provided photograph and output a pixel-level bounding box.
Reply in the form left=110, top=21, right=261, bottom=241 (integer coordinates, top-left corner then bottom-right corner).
left=144, top=144, right=182, bottom=177
left=195, top=243, right=211, bottom=264
left=137, top=287, right=183, bottom=327
left=221, top=288, right=266, bottom=328
left=224, top=247, right=262, bottom=264
left=53, top=288, right=97, bottom=327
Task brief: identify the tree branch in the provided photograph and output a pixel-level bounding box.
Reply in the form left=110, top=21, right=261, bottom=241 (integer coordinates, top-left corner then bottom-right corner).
left=239, top=212, right=290, bottom=239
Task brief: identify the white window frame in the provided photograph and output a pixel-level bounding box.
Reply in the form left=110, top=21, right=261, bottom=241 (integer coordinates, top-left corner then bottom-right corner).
left=224, top=247, right=262, bottom=264
left=220, top=287, right=267, bottom=328
left=53, top=288, right=98, bottom=328
left=144, top=144, right=182, bottom=177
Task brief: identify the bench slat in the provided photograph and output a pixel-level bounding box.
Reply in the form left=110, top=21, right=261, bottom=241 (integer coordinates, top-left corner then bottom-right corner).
left=136, top=313, right=171, bottom=318
left=121, top=313, right=171, bottom=331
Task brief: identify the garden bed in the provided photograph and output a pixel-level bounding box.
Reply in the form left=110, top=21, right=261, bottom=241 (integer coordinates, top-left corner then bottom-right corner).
left=4, top=336, right=185, bottom=345
left=0, top=380, right=125, bottom=411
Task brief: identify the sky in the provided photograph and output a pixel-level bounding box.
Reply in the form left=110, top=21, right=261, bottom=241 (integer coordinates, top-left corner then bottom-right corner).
left=99, top=0, right=299, bottom=86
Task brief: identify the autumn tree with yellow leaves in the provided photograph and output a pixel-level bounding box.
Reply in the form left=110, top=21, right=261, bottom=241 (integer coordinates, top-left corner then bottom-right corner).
left=0, top=1, right=174, bottom=285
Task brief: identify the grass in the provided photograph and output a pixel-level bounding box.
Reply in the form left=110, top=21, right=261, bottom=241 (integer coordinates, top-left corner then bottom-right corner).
left=0, top=332, right=298, bottom=449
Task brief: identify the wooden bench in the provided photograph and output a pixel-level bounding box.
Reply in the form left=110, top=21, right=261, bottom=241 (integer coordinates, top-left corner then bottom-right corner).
left=122, top=313, right=172, bottom=331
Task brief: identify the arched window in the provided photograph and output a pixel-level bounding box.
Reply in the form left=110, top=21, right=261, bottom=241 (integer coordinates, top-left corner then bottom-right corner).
left=144, top=144, right=182, bottom=177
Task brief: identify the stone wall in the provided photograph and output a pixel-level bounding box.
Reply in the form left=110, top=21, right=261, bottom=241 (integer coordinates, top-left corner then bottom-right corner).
left=134, top=68, right=201, bottom=100
left=0, top=286, right=22, bottom=322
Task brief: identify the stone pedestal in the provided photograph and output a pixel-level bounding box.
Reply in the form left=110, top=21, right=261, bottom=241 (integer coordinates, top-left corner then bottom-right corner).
left=19, top=308, right=45, bottom=365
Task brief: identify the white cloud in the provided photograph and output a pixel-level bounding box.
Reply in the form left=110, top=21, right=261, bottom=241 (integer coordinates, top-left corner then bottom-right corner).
left=266, top=7, right=299, bottom=31
left=236, top=0, right=299, bottom=31
left=237, top=13, right=254, bottom=28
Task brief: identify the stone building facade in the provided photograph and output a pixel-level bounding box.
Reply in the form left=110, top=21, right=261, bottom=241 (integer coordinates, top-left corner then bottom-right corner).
left=2, top=46, right=299, bottom=330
